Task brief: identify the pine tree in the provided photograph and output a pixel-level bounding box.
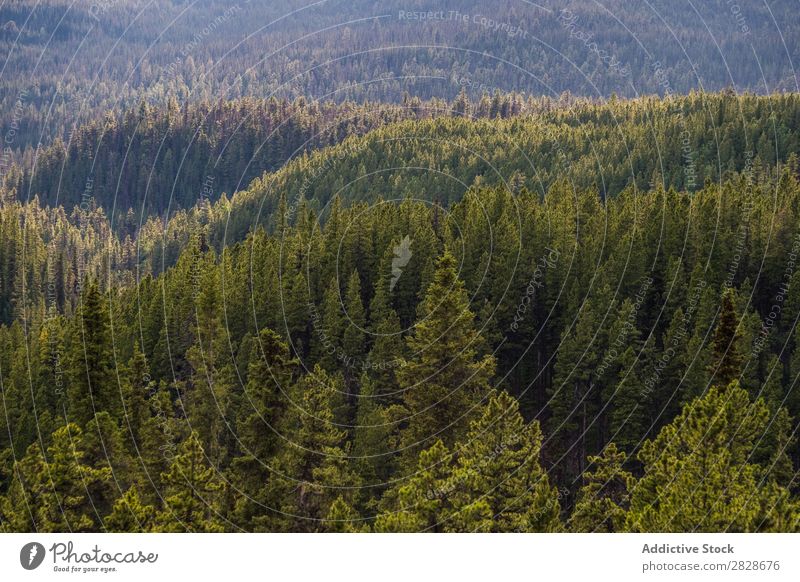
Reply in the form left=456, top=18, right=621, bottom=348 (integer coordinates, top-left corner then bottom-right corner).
left=627, top=381, right=796, bottom=532
left=283, top=270, right=311, bottom=357
left=352, top=374, right=395, bottom=490
left=547, top=292, right=607, bottom=480
left=788, top=322, right=800, bottom=417
left=446, top=391, right=561, bottom=532
left=651, top=307, right=689, bottom=425
left=83, top=411, right=137, bottom=513
left=373, top=439, right=453, bottom=532
left=184, top=255, right=236, bottom=463
left=342, top=270, right=367, bottom=384
left=569, top=443, right=633, bottom=532
left=609, top=346, right=650, bottom=451
left=104, top=487, right=156, bottom=532
left=324, top=495, right=369, bottom=532
left=5, top=424, right=112, bottom=532
left=376, top=392, right=561, bottom=532
left=752, top=356, right=795, bottom=487
left=121, top=342, right=152, bottom=449
left=137, top=381, right=176, bottom=500
left=366, top=253, right=406, bottom=398
left=262, top=366, right=360, bottom=531
left=232, top=328, right=297, bottom=528
left=314, top=277, right=344, bottom=372
left=156, top=432, right=224, bottom=532
left=601, top=298, right=650, bottom=450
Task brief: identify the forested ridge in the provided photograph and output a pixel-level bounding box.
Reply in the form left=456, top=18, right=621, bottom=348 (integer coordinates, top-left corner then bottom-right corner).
left=2, top=99, right=800, bottom=529
left=2, top=91, right=799, bottom=327
left=4, top=91, right=537, bottom=219
left=17, top=89, right=800, bottom=223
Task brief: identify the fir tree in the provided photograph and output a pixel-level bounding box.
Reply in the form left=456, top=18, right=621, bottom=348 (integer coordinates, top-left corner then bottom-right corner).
left=262, top=366, right=360, bottom=531
left=709, top=288, right=743, bottom=387
left=232, top=328, right=297, bottom=528
left=6, top=424, right=112, bottom=532
left=373, top=440, right=453, bottom=532
left=66, top=280, right=118, bottom=424
left=121, top=342, right=152, bottom=450
left=342, top=270, right=367, bottom=385
left=324, top=496, right=369, bottom=532
left=548, top=292, right=607, bottom=480
left=352, top=374, right=395, bottom=491
left=366, top=250, right=406, bottom=398
left=446, top=391, right=561, bottom=532
left=104, top=487, right=156, bottom=532
left=314, top=277, right=344, bottom=372
left=398, top=250, right=495, bottom=455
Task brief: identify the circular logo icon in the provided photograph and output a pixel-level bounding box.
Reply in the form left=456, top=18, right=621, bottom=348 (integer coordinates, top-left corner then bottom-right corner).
left=20, top=542, right=46, bottom=570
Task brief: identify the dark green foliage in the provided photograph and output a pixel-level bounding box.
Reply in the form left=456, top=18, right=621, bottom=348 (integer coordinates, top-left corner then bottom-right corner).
left=155, top=432, right=224, bottom=533
left=66, top=281, right=119, bottom=425
left=1, top=92, right=800, bottom=532
left=709, top=288, right=744, bottom=387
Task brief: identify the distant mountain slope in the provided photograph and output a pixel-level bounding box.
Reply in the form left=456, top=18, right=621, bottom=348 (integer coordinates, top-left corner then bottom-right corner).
left=1, top=0, right=797, bottom=150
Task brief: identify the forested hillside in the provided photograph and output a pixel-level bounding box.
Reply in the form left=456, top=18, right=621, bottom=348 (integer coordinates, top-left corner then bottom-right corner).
left=1, top=0, right=797, bottom=151
left=223, top=92, right=800, bottom=237
left=3, top=92, right=799, bottom=328
left=0, top=94, right=800, bottom=323
left=3, top=0, right=800, bottom=548
left=15, top=87, right=800, bottom=226
left=2, top=143, right=800, bottom=530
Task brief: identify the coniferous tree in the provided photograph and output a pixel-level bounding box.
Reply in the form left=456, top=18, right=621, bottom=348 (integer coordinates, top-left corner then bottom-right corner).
left=446, top=391, right=561, bottom=532
left=137, top=381, right=177, bottom=500
left=66, top=281, right=118, bottom=425
left=352, top=374, right=395, bottom=491
left=627, top=381, right=797, bottom=532
left=83, top=411, right=137, bottom=513
left=262, top=366, right=360, bottom=531
left=5, top=424, right=112, bottom=532
left=398, top=250, right=495, bottom=455
left=156, top=432, right=224, bottom=532
left=569, top=443, right=633, bottom=532
left=184, top=255, right=236, bottom=463
left=377, top=392, right=560, bottom=532
left=104, top=487, right=156, bottom=532
left=709, top=288, right=743, bottom=387
left=315, top=277, right=344, bottom=372
left=232, top=328, right=297, bottom=528
left=548, top=292, right=607, bottom=480
left=373, top=440, right=453, bottom=532
left=121, top=342, right=152, bottom=450
left=324, top=496, right=369, bottom=532
left=342, top=270, right=367, bottom=385
left=366, top=252, right=406, bottom=398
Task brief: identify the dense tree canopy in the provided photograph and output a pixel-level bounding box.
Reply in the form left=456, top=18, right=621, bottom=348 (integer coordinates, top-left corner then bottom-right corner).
left=2, top=90, right=800, bottom=532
